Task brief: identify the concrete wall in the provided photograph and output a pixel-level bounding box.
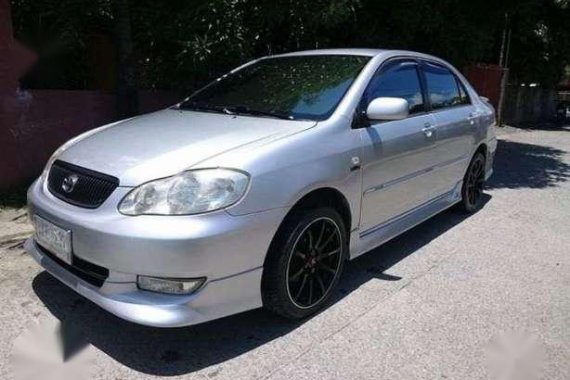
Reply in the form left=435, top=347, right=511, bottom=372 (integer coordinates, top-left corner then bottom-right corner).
left=503, top=85, right=557, bottom=125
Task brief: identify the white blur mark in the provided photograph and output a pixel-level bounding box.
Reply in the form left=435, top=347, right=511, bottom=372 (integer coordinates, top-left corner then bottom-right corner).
left=11, top=315, right=95, bottom=380
left=484, top=331, right=544, bottom=380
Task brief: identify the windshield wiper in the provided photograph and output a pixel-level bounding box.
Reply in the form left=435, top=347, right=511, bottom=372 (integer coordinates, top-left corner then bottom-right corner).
left=224, top=106, right=294, bottom=120
left=178, top=102, right=294, bottom=120
left=177, top=101, right=231, bottom=114
left=217, top=105, right=295, bottom=120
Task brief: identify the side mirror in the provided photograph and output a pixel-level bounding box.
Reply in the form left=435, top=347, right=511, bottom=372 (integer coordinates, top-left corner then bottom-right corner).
left=366, top=97, right=409, bottom=121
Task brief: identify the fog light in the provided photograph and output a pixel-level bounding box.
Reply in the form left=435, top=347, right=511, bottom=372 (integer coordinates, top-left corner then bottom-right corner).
left=137, top=276, right=205, bottom=295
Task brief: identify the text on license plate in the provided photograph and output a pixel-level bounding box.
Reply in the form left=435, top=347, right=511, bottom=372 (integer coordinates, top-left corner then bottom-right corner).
left=33, top=215, right=72, bottom=265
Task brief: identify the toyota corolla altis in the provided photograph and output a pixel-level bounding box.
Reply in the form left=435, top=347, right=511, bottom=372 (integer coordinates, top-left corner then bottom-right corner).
left=26, top=49, right=496, bottom=327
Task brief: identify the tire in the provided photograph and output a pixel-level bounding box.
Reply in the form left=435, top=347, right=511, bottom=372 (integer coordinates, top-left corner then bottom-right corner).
left=262, top=207, right=347, bottom=320
left=459, top=152, right=486, bottom=213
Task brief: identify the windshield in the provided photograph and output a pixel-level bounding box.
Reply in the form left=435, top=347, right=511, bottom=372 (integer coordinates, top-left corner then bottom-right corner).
left=179, top=55, right=371, bottom=121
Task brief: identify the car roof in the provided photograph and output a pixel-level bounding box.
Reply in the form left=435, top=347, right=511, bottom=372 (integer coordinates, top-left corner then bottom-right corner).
left=273, top=48, right=386, bottom=57
left=271, top=48, right=446, bottom=62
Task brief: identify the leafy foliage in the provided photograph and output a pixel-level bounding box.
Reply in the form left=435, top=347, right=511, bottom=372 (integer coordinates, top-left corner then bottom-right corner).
left=10, top=0, right=113, bottom=89
left=9, top=0, right=570, bottom=91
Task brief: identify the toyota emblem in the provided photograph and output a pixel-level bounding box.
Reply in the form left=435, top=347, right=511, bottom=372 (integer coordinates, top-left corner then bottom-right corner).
left=61, top=174, right=79, bottom=193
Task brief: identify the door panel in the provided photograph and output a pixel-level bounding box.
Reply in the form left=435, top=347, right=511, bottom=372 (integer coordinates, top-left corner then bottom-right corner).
left=429, top=106, right=477, bottom=197
left=358, top=59, right=442, bottom=233
left=421, top=61, right=478, bottom=197
left=359, top=113, right=439, bottom=232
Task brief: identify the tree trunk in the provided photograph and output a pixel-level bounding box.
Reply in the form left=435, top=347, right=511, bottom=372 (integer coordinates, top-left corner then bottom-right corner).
left=112, top=0, right=138, bottom=118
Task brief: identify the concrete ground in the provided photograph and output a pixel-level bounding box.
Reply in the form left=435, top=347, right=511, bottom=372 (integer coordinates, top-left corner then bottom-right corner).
left=1, top=125, right=569, bottom=379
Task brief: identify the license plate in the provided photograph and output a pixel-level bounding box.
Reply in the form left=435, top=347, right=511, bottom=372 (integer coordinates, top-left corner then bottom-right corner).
left=33, top=215, right=72, bottom=265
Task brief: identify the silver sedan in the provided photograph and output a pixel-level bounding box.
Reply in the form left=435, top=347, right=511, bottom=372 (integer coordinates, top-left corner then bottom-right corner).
left=26, top=49, right=497, bottom=327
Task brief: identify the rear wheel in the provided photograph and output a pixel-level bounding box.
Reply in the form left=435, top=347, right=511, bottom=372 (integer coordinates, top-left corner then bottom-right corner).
left=459, top=152, right=486, bottom=213
left=262, top=208, right=347, bottom=319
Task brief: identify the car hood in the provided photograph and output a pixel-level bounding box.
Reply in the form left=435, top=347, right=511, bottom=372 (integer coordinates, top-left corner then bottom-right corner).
left=57, top=109, right=316, bottom=186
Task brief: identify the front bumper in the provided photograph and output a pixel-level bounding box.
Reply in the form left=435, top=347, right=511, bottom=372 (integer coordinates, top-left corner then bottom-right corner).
left=27, top=239, right=264, bottom=327
left=26, top=178, right=287, bottom=327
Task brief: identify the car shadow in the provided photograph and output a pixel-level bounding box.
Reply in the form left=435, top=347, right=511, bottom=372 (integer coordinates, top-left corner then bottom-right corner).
left=32, top=196, right=490, bottom=376
left=487, top=139, right=570, bottom=189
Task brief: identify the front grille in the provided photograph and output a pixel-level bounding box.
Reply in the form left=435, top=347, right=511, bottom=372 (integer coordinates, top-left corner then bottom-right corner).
left=48, top=160, right=119, bottom=209
left=37, top=243, right=109, bottom=287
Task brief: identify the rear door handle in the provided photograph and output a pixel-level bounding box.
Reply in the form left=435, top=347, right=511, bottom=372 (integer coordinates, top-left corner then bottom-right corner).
left=467, top=112, right=479, bottom=125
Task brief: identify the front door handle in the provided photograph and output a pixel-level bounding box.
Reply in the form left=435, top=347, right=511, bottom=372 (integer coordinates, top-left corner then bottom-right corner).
left=350, top=156, right=361, bottom=171
left=422, top=124, right=435, bottom=138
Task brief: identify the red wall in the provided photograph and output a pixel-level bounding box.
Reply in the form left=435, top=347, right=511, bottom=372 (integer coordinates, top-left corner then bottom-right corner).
left=463, top=64, right=505, bottom=108
left=0, top=90, right=181, bottom=188
left=0, top=0, right=36, bottom=188
left=0, top=0, right=180, bottom=189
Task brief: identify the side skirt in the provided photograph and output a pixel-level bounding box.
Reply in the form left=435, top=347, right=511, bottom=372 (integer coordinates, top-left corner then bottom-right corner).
left=350, top=182, right=462, bottom=260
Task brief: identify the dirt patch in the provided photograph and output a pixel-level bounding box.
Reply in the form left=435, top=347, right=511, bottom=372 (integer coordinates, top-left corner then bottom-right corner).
left=0, top=208, right=33, bottom=245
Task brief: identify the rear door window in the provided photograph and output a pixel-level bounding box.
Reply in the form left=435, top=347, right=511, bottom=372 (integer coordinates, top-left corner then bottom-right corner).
left=456, top=79, right=471, bottom=105
left=422, top=62, right=463, bottom=110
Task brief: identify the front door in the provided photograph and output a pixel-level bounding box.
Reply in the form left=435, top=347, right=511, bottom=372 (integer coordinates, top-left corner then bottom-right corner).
left=358, top=59, right=440, bottom=233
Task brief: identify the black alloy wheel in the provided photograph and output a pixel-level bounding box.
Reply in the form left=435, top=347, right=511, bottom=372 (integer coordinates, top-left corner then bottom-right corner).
left=286, top=217, right=343, bottom=309
left=262, top=208, right=347, bottom=319
left=460, top=152, right=486, bottom=212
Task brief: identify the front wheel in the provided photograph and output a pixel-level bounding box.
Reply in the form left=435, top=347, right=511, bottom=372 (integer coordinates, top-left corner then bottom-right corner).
left=459, top=152, right=486, bottom=213
left=262, top=208, right=347, bottom=320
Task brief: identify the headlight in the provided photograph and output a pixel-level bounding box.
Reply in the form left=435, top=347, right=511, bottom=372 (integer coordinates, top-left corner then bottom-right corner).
left=118, top=168, right=249, bottom=215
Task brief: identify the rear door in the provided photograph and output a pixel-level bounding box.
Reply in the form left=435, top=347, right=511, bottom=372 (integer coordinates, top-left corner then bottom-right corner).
left=420, top=61, right=478, bottom=198
left=359, top=59, right=440, bottom=232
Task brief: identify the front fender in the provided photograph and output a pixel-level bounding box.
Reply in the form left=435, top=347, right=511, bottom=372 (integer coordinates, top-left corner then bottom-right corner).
left=200, top=117, right=364, bottom=231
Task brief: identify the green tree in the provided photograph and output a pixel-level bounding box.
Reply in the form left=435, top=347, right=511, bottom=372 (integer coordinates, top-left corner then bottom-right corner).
left=10, top=0, right=570, bottom=92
